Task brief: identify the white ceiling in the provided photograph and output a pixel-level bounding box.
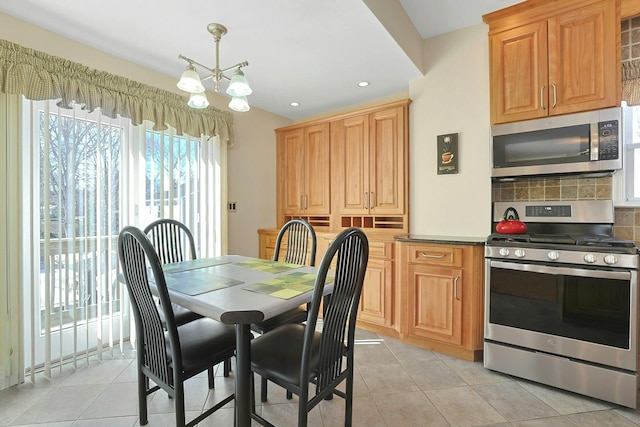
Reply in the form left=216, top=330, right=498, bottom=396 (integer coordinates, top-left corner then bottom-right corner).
left=0, top=0, right=523, bottom=120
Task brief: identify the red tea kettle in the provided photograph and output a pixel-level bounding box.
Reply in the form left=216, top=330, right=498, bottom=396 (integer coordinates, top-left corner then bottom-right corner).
left=496, top=206, right=527, bottom=234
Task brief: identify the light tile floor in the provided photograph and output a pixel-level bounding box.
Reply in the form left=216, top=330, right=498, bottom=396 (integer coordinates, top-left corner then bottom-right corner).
left=2, top=328, right=640, bottom=426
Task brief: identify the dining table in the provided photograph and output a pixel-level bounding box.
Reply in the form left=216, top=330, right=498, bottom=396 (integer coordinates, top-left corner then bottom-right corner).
left=147, top=255, right=329, bottom=427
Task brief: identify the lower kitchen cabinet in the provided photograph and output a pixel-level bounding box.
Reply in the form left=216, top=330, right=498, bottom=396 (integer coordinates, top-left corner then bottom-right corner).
left=356, top=239, right=399, bottom=337
left=397, top=240, right=485, bottom=361
left=258, top=230, right=484, bottom=359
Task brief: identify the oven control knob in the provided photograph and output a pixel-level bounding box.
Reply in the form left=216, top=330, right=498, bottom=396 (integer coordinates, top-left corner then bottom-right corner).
left=514, top=249, right=526, bottom=258
left=547, top=251, right=560, bottom=261
left=584, top=253, right=597, bottom=263
left=499, top=248, right=510, bottom=257
left=604, top=254, right=618, bottom=265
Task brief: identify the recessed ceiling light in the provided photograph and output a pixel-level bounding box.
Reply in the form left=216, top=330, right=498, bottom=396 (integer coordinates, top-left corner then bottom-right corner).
left=290, top=102, right=300, bottom=107
left=358, top=81, right=370, bottom=87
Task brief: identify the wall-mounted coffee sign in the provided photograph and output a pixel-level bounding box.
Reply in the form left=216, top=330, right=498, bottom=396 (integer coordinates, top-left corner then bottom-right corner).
left=437, top=133, right=458, bottom=175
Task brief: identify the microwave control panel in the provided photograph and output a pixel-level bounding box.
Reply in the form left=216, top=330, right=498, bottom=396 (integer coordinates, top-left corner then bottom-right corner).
left=598, top=120, right=619, bottom=160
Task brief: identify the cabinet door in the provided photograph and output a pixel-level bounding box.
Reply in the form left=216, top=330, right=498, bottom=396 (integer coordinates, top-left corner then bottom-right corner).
left=304, top=123, right=331, bottom=215
left=548, top=0, right=618, bottom=115
left=359, top=258, right=394, bottom=327
left=369, top=107, right=405, bottom=214
left=332, top=115, right=370, bottom=214
left=490, top=20, right=549, bottom=124
left=281, top=128, right=305, bottom=215
left=407, top=265, right=463, bottom=345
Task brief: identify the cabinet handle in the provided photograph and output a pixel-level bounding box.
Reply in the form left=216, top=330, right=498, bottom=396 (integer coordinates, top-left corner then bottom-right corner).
left=300, top=195, right=305, bottom=211
left=552, top=84, right=557, bottom=108
left=540, top=86, right=545, bottom=109
left=305, top=195, right=309, bottom=210
left=420, top=253, right=445, bottom=258
left=454, top=276, right=460, bottom=300
left=363, top=192, right=368, bottom=209
left=370, top=192, right=375, bottom=209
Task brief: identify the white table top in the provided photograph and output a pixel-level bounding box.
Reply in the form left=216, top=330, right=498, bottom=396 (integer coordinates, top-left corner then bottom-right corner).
left=154, top=255, right=326, bottom=325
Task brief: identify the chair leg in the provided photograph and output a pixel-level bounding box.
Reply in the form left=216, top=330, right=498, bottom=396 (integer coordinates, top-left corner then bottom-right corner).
left=224, top=357, right=231, bottom=377
left=251, top=373, right=256, bottom=413
left=261, top=376, right=268, bottom=402
left=175, top=381, right=186, bottom=427
left=345, top=368, right=355, bottom=426
left=138, top=368, right=149, bottom=425
left=208, top=367, right=215, bottom=389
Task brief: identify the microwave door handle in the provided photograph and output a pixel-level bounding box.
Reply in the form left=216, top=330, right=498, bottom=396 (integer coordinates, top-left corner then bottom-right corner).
left=490, top=260, right=631, bottom=281
left=590, top=123, right=599, bottom=161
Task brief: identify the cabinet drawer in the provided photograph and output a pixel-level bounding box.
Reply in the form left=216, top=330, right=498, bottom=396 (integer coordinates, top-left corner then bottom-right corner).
left=369, top=241, right=394, bottom=260
left=264, top=233, right=280, bottom=249
left=407, top=245, right=462, bottom=268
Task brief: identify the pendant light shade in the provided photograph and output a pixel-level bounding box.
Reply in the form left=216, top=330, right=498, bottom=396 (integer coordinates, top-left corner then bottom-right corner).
left=226, top=69, right=252, bottom=97
left=177, top=23, right=252, bottom=112
left=177, top=65, right=205, bottom=93
left=228, top=96, right=250, bottom=112
left=187, top=91, right=210, bottom=109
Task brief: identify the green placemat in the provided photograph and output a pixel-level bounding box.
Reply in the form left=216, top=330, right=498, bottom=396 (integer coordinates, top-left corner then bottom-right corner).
left=234, top=259, right=302, bottom=274
left=163, top=270, right=243, bottom=295
left=162, top=258, right=230, bottom=273
left=244, top=272, right=333, bottom=300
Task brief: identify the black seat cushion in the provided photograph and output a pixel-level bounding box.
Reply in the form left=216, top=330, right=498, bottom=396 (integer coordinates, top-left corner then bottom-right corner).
left=251, top=324, right=321, bottom=386
left=251, top=306, right=307, bottom=334
left=159, top=303, right=203, bottom=327
left=166, top=317, right=236, bottom=374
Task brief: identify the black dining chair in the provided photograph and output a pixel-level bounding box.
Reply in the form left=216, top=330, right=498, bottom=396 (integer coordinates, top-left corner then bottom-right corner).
left=252, top=219, right=317, bottom=401
left=118, top=225, right=236, bottom=427
left=144, top=218, right=231, bottom=378
left=252, top=218, right=317, bottom=334
left=249, top=227, right=369, bottom=427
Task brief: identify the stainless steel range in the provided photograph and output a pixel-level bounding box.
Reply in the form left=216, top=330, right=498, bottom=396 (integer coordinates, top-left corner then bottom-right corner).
left=484, top=200, right=639, bottom=408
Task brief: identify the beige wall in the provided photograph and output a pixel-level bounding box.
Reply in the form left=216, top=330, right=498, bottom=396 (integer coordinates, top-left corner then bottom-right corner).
left=0, top=12, right=291, bottom=257
left=0, top=12, right=496, bottom=251
left=408, top=24, right=492, bottom=237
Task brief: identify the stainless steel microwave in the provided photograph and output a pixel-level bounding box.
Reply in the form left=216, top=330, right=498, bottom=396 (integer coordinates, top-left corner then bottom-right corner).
left=491, top=107, right=623, bottom=178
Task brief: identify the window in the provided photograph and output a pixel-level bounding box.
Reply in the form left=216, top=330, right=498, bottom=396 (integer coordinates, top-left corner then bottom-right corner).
left=616, top=103, right=640, bottom=205
left=23, top=99, right=223, bottom=372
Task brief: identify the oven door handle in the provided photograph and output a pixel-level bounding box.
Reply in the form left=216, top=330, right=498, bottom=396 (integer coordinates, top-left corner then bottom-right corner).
left=490, top=260, right=632, bottom=281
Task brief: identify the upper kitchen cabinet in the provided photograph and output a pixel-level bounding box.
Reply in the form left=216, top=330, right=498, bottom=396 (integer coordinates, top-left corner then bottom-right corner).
left=331, top=100, right=409, bottom=231
left=484, top=0, right=621, bottom=125
left=276, top=123, right=331, bottom=228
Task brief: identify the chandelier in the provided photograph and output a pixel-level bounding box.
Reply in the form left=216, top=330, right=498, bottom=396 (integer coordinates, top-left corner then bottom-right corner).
left=177, top=23, right=252, bottom=112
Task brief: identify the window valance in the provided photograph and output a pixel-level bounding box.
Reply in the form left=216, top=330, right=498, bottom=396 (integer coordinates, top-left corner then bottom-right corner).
left=0, top=38, right=233, bottom=143
left=623, top=59, right=640, bottom=107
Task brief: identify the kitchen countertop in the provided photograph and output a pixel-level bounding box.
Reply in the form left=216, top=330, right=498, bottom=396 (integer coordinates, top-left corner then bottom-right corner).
left=395, top=234, right=486, bottom=246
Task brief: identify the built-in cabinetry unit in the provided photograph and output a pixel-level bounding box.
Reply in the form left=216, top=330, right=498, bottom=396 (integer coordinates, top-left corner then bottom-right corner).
left=396, top=237, right=486, bottom=361
left=276, top=99, right=410, bottom=232
left=483, top=0, right=620, bottom=125
left=269, top=99, right=409, bottom=335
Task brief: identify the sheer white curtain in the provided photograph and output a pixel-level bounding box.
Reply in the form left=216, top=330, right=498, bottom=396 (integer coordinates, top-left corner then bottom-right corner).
left=16, top=98, right=225, bottom=382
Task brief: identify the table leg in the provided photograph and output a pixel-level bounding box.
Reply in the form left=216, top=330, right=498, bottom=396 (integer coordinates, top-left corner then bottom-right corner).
left=235, top=323, right=252, bottom=427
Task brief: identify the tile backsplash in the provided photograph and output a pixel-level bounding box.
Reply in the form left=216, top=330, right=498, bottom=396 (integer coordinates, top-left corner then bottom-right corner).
left=492, top=175, right=640, bottom=247
left=492, top=175, right=612, bottom=202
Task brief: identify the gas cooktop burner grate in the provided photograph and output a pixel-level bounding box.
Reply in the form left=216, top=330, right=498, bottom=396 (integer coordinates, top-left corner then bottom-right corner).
left=487, top=233, right=636, bottom=249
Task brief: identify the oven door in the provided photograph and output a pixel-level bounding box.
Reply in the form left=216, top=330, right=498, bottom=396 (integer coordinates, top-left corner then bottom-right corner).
left=485, top=259, right=637, bottom=371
